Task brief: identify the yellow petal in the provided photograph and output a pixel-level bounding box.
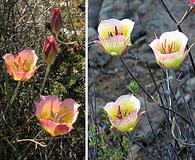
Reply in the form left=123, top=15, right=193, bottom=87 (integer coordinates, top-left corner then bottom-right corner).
left=119, top=19, right=135, bottom=37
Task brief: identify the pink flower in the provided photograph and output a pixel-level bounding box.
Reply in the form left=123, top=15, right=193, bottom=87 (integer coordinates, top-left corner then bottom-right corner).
left=3, top=49, right=38, bottom=81
left=43, top=36, right=59, bottom=65
left=51, top=7, right=63, bottom=34
left=36, top=95, right=80, bottom=137
left=104, top=95, right=142, bottom=132
left=190, top=0, right=195, bottom=4
left=96, top=18, right=135, bottom=56
left=149, top=30, right=193, bottom=69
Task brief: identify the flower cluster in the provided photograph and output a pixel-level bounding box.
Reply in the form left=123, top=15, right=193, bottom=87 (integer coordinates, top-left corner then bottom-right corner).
left=3, top=7, right=79, bottom=137
left=96, top=18, right=194, bottom=133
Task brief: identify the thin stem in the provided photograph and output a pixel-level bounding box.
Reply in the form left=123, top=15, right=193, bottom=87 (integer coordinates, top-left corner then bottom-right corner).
left=65, top=0, right=85, bottom=54
left=3, top=80, right=21, bottom=115
left=127, top=133, right=161, bottom=160
left=177, top=5, right=195, bottom=26
left=47, top=137, right=53, bottom=146
left=16, top=139, right=47, bottom=147
left=56, top=35, right=77, bottom=45
left=119, top=56, right=158, bottom=104
left=39, top=65, right=51, bottom=95
left=10, top=81, right=21, bottom=106
left=165, top=69, right=172, bottom=122
left=159, top=0, right=195, bottom=75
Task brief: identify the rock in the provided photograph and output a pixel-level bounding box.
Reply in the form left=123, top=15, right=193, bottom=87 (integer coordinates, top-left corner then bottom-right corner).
left=88, top=27, right=98, bottom=42
left=135, top=100, right=165, bottom=144
left=88, top=0, right=102, bottom=28
left=185, top=77, right=195, bottom=92
left=99, top=0, right=141, bottom=20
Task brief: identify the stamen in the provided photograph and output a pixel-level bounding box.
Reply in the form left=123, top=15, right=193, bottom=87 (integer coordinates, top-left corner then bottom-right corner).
left=161, top=42, right=166, bottom=54
left=116, top=105, right=123, bottom=119
left=115, top=26, right=118, bottom=35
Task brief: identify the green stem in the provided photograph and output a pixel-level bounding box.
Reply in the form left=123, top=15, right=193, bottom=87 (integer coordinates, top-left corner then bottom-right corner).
left=40, top=65, right=51, bottom=95
left=10, top=81, right=21, bottom=106
left=47, top=136, right=53, bottom=146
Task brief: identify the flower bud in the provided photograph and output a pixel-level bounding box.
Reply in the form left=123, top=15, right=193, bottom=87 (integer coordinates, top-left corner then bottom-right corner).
left=51, top=7, right=63, bottom=34
left=43, top=36, right=59, bottom=65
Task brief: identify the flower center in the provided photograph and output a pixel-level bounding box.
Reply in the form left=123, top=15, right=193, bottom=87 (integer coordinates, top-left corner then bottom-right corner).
left=107, top=26, right=123, bottom=38
left=159, top=39, right=181, bottom=54
left=13, top=56, right=29, bottom=72
left=116, top=105, right=128, bottom=119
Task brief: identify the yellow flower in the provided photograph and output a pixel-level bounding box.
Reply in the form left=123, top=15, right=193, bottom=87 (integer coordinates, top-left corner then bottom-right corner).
left=3, top=49, right=38, bottom=81
left=96, top=18, right=134, bottom=56
left=104, top=94, right=141, bottom=132
left=36, top=95, right=80, bottom=137
left=149, top=30, right=194, bottom=69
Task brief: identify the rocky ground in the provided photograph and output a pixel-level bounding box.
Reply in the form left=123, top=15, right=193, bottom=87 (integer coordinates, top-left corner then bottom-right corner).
left=88, top=0, right=195, bottom=159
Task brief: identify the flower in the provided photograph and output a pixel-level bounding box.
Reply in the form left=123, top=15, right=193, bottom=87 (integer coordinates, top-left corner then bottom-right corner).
left=190, top=0, right=195, bottom=4
left=104, top=94, right=141, bottom=132
left=51, top=7, right=63, bottom=34
left=149, top=30, right=193, bottom=69
left=43, top=36, right=59, bottom=65
left=3, top=49, right=38, bottom=81
left=96, top=18, right=135, bottom=56
left=190, top=0, right=195, bottom=13
left=36, top=95, right=80, bottom=137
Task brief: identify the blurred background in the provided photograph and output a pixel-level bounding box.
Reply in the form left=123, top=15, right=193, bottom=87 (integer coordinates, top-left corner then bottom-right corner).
left=88, top=0, right=195, bottom=159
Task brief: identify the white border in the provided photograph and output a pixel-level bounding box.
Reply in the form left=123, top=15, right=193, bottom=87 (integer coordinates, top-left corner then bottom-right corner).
left=85, top=0, right=88, bottom=159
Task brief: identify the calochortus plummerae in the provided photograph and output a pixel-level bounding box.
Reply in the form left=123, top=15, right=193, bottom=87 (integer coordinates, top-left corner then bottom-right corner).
left=96, top=18, right=135, bottom=56
left=104, top=94, right=142, bottom=132
left=149, top=30, right=194, bottom=69
left=36, top=95, right=80, bottom=137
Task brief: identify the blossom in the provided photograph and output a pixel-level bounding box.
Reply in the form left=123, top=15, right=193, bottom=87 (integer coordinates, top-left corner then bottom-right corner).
left=104, top=94, right=141, bottom=132
left=190, top=0, right=195, bottom=4
left=51, top=7, right=63, bottom=34
left=149, top=30, right=193, bottom=69
left=96, top=18, right=135, bottom=56
left=36, top=95, right=80, bottom=137
left=3, top=49, right=38, bottom=81
left=43, top=36, right=59, bottom=65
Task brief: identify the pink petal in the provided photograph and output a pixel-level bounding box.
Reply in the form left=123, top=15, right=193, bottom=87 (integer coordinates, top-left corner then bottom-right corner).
left=36, top=95, right=62, bottom=120
left=17, top=49, right=38, bottom=69
left=6, top=64, right=37, bottom=81
left=57, top=98, right=80, bottom=125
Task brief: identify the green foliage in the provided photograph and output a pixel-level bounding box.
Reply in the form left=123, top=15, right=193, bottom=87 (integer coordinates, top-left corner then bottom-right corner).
left=0, top=0, right=85, bottom=159
left=89, top=104, right=132, bottom=160
left=128, top=80, right=139, bottom=95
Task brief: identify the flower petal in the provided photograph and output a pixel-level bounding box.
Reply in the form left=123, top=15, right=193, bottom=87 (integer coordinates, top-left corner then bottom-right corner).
left=36, top=95, right=62, bottom=120
left=111, top=111, right=139, bottom=132
left=17, top=49, right=38, bottom=70
left=99, top=35, right=130, bottom=56
left=119, top=19, right=135, bottom=37
left=54, top=124, right=73, bottom=136
left=98, top=19, right=121, bottom=39
left=104, top=102, right=119, bottom=120
left=115, top=95, right=140, bottom=113
left=56, top=98, right=80, bottom=126
left=6, top=65, right=37, bottom=81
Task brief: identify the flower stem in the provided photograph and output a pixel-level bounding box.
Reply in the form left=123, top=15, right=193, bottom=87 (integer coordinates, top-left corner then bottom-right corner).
left=40, top=65, right=51, bottom=95
left=10, top=81, right=21, bottom=106
left=47, top=137, right=53, bottom=146
left=165, top=69, right=172, bottom=122
left=127, top=133, right=161, bottom=159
